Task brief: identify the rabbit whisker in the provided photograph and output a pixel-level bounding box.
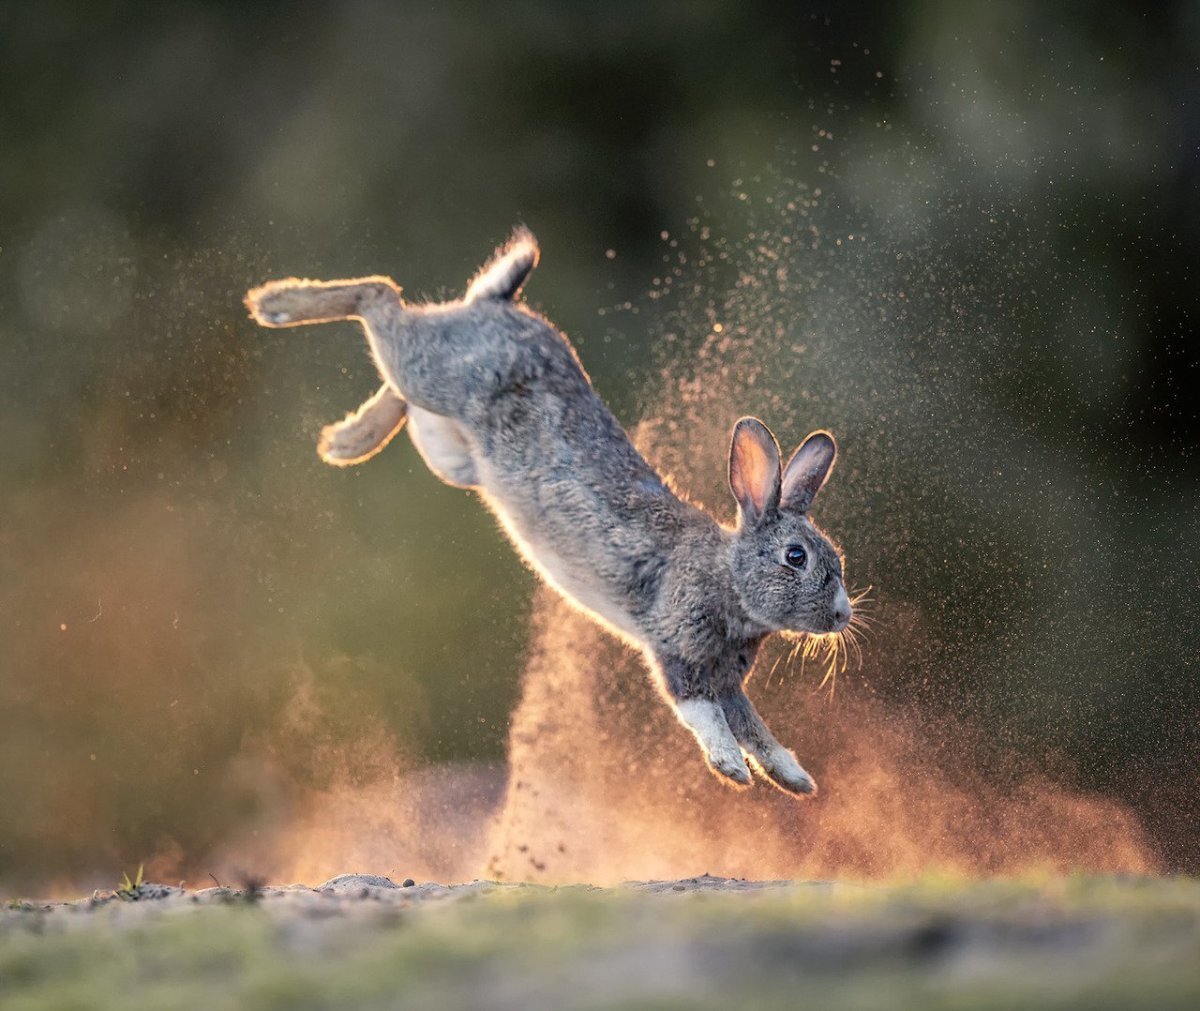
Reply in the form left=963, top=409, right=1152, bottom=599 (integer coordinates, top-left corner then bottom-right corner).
left=848, top=615, right=875, bottom=640
left=842, top=625, right=863, bottom=668
left=849, top=585, right=874, bottom=606
left=767, top=651, right=784, bottom=688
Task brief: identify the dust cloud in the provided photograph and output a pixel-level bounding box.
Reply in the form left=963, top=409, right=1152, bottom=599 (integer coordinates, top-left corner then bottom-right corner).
left=484, top=590, right=1151, bottom=883
left=232, top=584, right=1151, bottom=887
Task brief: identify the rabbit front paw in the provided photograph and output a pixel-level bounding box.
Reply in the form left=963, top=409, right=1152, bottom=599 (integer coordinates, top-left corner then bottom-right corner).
left=674, top=698, right=753, bottom=789
left=705, top=742, right=753, bottom=787
left=756, top=746, right=817, bottom=796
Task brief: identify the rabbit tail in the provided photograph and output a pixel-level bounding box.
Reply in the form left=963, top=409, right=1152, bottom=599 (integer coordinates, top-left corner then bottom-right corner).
left=464, top=227, right=539, bottom=303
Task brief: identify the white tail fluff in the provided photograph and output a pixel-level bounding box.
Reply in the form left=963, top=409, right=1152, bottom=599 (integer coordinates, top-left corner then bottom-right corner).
left=465, top=227, right=540, bottom=302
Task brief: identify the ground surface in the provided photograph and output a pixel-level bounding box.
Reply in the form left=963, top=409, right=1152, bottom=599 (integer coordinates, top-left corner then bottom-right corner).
left=2, top=874, right=1199, bottom=1009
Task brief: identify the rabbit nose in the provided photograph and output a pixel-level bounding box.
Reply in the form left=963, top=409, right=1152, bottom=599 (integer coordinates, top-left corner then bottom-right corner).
left=831, top=588, right=852, bottom=630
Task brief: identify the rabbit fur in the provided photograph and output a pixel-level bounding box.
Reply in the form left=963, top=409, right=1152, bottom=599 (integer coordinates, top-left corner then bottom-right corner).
left=245, top=229, right=852, bottom=795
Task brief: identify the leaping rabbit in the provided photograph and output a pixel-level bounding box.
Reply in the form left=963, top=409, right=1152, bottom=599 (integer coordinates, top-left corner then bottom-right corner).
left=245, top=229, right=852, bottom=796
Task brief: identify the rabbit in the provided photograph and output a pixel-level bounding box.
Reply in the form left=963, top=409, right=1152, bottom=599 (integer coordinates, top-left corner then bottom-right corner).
left=245, top=228, right=852, bottom=796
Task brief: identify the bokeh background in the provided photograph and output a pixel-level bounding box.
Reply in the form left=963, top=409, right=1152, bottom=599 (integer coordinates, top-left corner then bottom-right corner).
left=1, top=1, right=1197, bottom=893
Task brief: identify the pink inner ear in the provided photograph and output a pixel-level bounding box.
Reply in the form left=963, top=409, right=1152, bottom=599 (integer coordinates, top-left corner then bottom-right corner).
left=738, top=440, right=773, bottom=510
left=732, top=422, right=779, bottom=514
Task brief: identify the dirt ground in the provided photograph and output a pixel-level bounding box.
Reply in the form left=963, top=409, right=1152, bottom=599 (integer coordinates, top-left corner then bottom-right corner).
left=3, top=873, right=1199, bottom=1009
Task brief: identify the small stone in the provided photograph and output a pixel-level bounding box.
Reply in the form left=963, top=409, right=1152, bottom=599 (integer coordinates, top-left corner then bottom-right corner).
left=316, top=874, right=399, bottom=893
left=402, top=878, right=415, bottom=888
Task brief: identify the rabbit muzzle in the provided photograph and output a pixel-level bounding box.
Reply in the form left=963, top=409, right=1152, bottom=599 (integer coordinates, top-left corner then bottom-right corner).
left=793, top=585, right=852, bottom=634
left=829, top=585, right=852, bottom=631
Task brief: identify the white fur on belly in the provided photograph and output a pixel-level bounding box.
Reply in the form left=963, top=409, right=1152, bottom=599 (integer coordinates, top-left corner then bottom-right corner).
left=406, top=407, right=477, bottom=487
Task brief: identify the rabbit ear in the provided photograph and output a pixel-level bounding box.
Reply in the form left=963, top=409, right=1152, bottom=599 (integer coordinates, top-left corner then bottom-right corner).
left=465, top=226, right=540, bottom=302
left=781, top=430, right=837, bottom=513
left=729, top=417, right=782, bottom=526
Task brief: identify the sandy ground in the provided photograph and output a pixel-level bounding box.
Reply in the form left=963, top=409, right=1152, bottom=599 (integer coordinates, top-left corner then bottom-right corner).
left=3, top=873, right=835, bottom=958
left=6, top=871, right=809, bottom=922
left=4, top=873, right=1200, bottom=1009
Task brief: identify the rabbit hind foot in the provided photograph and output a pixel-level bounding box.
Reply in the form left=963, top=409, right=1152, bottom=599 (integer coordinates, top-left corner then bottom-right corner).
left=319, top=384, right=408, bottom=466
left=245, top=276, right=399, bottom=327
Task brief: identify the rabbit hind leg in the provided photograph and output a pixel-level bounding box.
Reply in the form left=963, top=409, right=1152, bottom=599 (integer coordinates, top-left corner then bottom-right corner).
left=246, top=277, right=400, bottom=327
left=319, top=383, right=408, bottom=466
left=720, top=690, right=816, bottom=796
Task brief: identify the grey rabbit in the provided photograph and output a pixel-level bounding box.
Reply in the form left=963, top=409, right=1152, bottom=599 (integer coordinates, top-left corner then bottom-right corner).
left=245, top=229, right=852, bottom=795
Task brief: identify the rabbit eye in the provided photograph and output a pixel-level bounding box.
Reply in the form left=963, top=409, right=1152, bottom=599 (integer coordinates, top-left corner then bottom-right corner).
left=783, top=545, right=807, bottom=569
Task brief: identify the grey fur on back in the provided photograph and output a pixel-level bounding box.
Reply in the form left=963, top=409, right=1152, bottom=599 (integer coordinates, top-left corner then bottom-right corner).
left=245, top=229, right=854, bottom=796
left=370, top=287, right=704, bottom=639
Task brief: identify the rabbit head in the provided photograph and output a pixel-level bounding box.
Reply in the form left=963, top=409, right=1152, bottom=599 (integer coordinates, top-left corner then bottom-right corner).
left=727, top=417, right=851, bottom=635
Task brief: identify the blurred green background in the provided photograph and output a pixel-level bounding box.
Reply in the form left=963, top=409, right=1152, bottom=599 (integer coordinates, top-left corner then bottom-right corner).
left=1, top=0, right=1197, bottom=891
